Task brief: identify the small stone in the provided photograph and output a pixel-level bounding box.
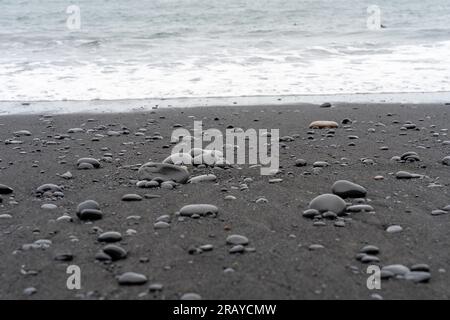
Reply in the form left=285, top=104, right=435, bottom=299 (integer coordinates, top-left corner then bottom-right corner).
left=431, top=209, right=447, bottom=216
left=54, top=252, right=74, bottom=262
left=308, top=244, right=324, bottom=250
left=78, top=209, right=103, bottom=220
left=23, top=287, right=37, bottom=296
left=179, top=204, right=219, bottom=217
left=441, top=156, right=450, bottom=166
left=149, top=283, right=164, bottom=292
left=386, top=225, right=403, bottom=233
left=76, top=200, right=102, bottom=220
left=302, top=209, right=320, bottom=218
left=229, top=245, right=245, bottom=253
left=122, top=194, right=143, bottom=201
left=61, top=171, right=73, bottom=179
left=309, top=121, right=338, bottom=129
left=188, top=174, right=217, bottom=184
left=117, top=272, right=148, bottom=285
left=180, top=293, right=202, bottom=300
left=346, top=204, right=374, bottom=212
left=98, top=231, right=122, bottom=243
left=77, top=158, right=101, bottom=169
left=14, top=130, right=32, bottom=136
left=331, top=180, right=367, bottom=198
left=361, top=255, right=380, bottom=263
left=360, top=245, right=379, bottom=255
left=395, top=171, right=421, bottom=179
left=226, top=234, right=249, bottom=245
left=41, top=203, right=57, bottom=210
left=404, top=271, right=431, bottom=283
left=36, top=184, right=63, bottom=195
left=102, top=244, right=127, bottom=261
left=138, top=162, right=190, bottom=184
left=411, top=264, right=430, bottom=272
left=309, top=194, right=346, bottom=215
left=154, top=221, right=170, bottom=229
left=0, top=184, right=14, bottom=194
left=294, top=159, right=307, bottom=167
left=382, top=264, right=410, bottom=276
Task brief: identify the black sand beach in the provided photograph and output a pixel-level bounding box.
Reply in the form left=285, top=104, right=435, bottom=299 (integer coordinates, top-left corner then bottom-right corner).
left=0, top=103, right=449, bottom=300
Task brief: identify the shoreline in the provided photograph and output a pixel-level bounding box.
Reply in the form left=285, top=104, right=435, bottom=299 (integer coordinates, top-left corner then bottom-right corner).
left=1, top=91, right=450, bottom=116
left=0, top=103, right=449, bottom=299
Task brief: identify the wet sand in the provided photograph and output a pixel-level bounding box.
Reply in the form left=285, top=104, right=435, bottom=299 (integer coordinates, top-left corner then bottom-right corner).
left=0, top=102, right=449, bottom=299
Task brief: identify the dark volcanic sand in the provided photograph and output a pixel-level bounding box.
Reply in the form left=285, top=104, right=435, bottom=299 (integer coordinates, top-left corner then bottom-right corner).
left=0, top=103, right=449, bottom=300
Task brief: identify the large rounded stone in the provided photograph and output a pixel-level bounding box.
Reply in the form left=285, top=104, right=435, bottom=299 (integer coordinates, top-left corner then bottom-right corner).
left=309, top=193, right=346, bottom=215
left=138, top=162, right=189, bottom=184
left=331, top=180, right=367, bottom=198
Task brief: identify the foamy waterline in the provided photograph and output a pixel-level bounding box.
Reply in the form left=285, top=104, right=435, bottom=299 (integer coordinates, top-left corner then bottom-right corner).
left=1, top=40, right=450, bottom=102
left=1, top=91, right=449, bottom=116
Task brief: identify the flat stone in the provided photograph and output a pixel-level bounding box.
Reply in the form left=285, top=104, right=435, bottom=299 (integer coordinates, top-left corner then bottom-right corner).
left=41, top=203, right=57, bottom=210
left=313, top=161, right=329, bottom=167
left=332, top=180, right=367, bottom=198
left=382, top=264, right=410, bottom=276
left=309, top=244, right=324, bottom=250
left=431, top=209, right=447, bottom=216
left=226, top=234, right=249, bottom=245
left=361, top=255, right=380, bottom=263
left=98, top=231, right=122, bottom=243
left=154, top=221, right=170, bottom=229
left=14, top=130, right=32, bottom=136
left=302, top=209, right=320, bottom=218
left=122, top=194, right=143, bottom=201
left=77, top=158, right=101, bottom=169
left=386, top=225, right=403, bottom=233
left=309, top=193, right=346, bottom=215
left=102, top=244, right=127, bottom=261
left=411, top=264, right=430, bottom=272
left=346, top=204, right=374, bottom=212
left=149, top=283, right=164, bottom=292
left=138, top=162, right=190, bottom=184
left=395, top=171, right=421, bottom=179
left=117, top=272, right=148, bottom=285
left=309, top=121, right=339, bottom=129
left=180, top=293, right=202, bottom=300
left=188, top=174, right=217, bottom=184
left=404, top=271, right=431, bottom=283
left=229, top=245, right=245, bottom=253
left=36, top=184, right=63, bottom=195
left=54, top=252, right=74, bottom=262
left=0, top=184, right=14, bottom=194
left=78, top=209, right=103, bottom=220
left=179, top=204, right=219, bottom=217
left=360, top=245, right=379, bottom=255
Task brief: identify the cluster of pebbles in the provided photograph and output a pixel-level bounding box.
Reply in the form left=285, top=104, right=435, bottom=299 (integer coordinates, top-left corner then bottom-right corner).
left=1, top=103, right=449, bottom=300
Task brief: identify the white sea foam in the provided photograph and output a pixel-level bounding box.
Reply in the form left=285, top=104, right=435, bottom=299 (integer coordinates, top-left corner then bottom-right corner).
left=1, top=0, right=450, bottom=110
